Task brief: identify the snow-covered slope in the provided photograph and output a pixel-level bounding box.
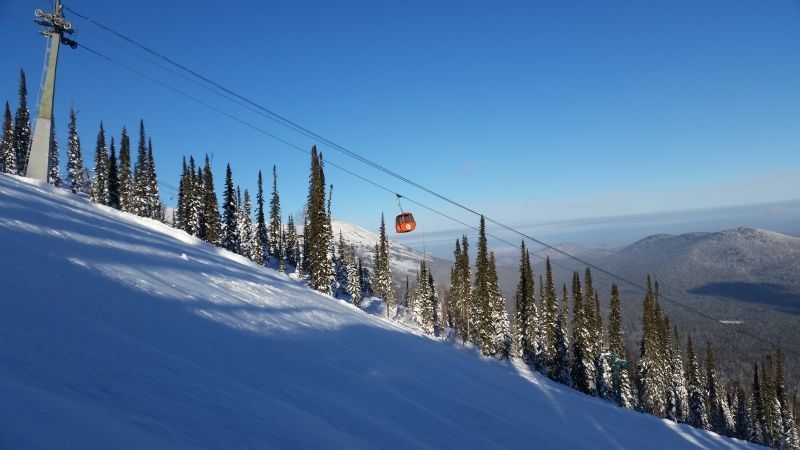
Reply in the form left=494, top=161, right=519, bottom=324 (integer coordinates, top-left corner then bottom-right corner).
left=0, top=174, right=756, bottom=449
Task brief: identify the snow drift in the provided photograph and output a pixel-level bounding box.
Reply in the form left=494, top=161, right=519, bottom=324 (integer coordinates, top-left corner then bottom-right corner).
left=0, top=174, right=757, bottom=449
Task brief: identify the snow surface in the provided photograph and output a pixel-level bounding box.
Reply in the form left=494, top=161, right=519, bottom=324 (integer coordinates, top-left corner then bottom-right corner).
left=0, top=173, right=760, bottom=449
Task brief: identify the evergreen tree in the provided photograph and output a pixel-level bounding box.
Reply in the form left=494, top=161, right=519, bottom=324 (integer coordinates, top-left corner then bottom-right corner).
left=1, top=102, right=16, bottom=174
left=240, top=189, right=257, bottom=261
left=608, top=283, right=634, bottom=408
left=344, top=238, right=362, bottom=307
left=552, top=284, right=571, bottom=385
left=542, top=257, right=558, bottom=375
left=451, top=236, right=473, bottom=344
left=13, top=69, right=31, bottom=175
left=671, top=327, right=689, bottom=422
left=132, top=120, right=149, bottom=216
left=91, top=122, right=109, bottom=204
left=637, top=280, right=666, bottom=417
left=776, top=349, right=800, bottom=450
left=107, top=138, right=120, bottom=209
left=413, top=259, right=434, bottom=334
left=429, top=271, right=442, bottom=335
left=488, top=252, right=511, bottom=359
left=268, top=165, right=282, bottom=259
left=472, top=216, right=495, bottom=355
left=570, top=272, right=594, bottom=395
left=305, top=146, right=333, bottom=294
left=176, top=157, right=189, bottom=231
left=221, top=164, right=240, bottom=253
left=201, top=155, right=221, bottom=245
left=146, top=138, right=161, bottom=219
left=285, top=215, right=298, bottom=267
left=65, top=107, right=87, bottom=194
left=374, top=213, right=394, bottom=313
left=752, top=363, right=768, bottom=445
left=256, top=169, right=268, bottom=262
left=734, top=383, right=754, bottom=442
left=514, top=241, right=538, bottom=365
left=706, top=341, right=733, bottom=435
left=118, top=127, right=133, bottom=212
left=686, top=335, right=709, bottom=429
left=765, top=356, right=784, bottom=447
left=47, top=117, right=61, bottom=186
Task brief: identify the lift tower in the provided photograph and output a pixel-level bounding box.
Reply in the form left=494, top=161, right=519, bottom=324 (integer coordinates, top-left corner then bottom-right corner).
left=25, top=0, right=77, bottom=181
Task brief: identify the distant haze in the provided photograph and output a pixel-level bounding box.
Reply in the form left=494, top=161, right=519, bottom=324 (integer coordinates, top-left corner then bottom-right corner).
left=392, top=199, right=800, bottom=260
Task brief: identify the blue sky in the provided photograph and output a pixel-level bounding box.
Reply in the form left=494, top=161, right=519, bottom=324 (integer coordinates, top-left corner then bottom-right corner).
left=2, top=0, right=799, bottom=253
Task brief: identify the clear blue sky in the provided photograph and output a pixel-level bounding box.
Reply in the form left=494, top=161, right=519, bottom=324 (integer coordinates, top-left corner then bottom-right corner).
left=2, top=0, right=799, bottom=251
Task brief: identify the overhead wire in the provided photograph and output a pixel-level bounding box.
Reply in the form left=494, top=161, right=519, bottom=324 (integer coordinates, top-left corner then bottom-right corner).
left=64, top=12, right=797, bottom=356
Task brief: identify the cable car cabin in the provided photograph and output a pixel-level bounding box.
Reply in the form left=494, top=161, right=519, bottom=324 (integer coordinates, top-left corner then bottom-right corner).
left=395, top=212, right=416, bottom=233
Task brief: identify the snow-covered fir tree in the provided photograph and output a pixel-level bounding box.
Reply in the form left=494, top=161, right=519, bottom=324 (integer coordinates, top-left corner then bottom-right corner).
left=146, top=139, right=161, bottom=220
left=373, top=213, right=394, bottom=313
left=734, top=384, right=754, bottom=442
left=118, top=126, right=133, bottom=212
left=514, top=241, right=538, bottom=365
left=706, top=342, right=732, bottom=435
left=47, top=117, right=61, bottom=186
left=239, top=189, right=258, bottom=261
left=305, top=146, right=333, bottom=294
left=472, top=216, right=495, bottom=356
left=776, top=349, right=800, bottom=450
left=552, top=284, right=571, bottom=386
left=671, top=327, right=689, bottom=421
left=608, top=283, right=634, bottom=408
left=334, top=232, right=350, bottom=298
left=200, top=156, right=221, bottom=244
left=1, top=102, right=16, bottom=175
left=541, top=257, right=558, bottom=375
left=66, top=107, right=87, bottom=194
left=131, top=120, right=150, bottom=216
left=637, top=280, right=667, bottom=417
left=570, top=272, right=594, bottom=395
left=268, top=165, right=282, bottom=260
left=345, top=240, right=361, bottom=307
left=412, top=259, right=434, bottom=334
left=221, top=164, right=240, bottom=253
left=450, top=236, right=472, bottom=344
left=686, top=335, right=709, bottom=430
left=488, top=252, right=511, bottom=359
left=256, top=170, right=268, bottom=262
left=107, top=138, right=120, bottom=209
left=13, top=69, right=30, bottom=175
left=91, top=122, right=109, bottom=205
left=284, top=215, right=298, bottom=268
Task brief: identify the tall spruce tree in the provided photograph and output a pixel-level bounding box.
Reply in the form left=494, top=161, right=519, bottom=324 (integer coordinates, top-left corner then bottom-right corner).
left=201, top=155, right=221, bottom=245
left=775, top=349, right=800, bottom=450
left=488, top=252, right=511, bottom=359
left=118, top=126, right=133, bottom=211
left=13, top=69, right=31, bottom=175
left=285, top=215, right=298, bottom=267
left=146, top=138, right=161, bottom=219
left=706, top=342, right=731, bottom=435
left=66, top=107, right=87, bottom=193
left=734, top=383, right=754, bottom=442
left=637, top=280, right=666, bottom=417
left=1, top=102, right=16, bottom=174
left=671, top=327, right=689, bottom=422
left=570, top=272, right=594, bottom=395
left=472, top=216, right=494, bottom=355
left=608, top=283, right=634, bottom=408
left=752, top=363, right=768, bottom=444
left=268, top=165, right=282, bottom=259
left=91, top=122, right=109, bottom=204
left=413, top=259, right=434, bottom=334
left=542, top=257, right=558, bottom=375
left=305, top=146, right=333, bottom=294
left=514, top=241, right=538, bottom=365
left=132, top=120, right=149, bottom=216
left=47, top=117, right=61, bottom=186
left=256, top=170, right=268, bottom=261
left=552, top=284, right=571, bottom=385
left=686, top=335, right=709, bottom=429
left=240, top=189, right=257, bottom=261
left=374, top=213, right=394, bottom=313
left=107, top=138, right=121, bottom=209
left=221, top=164, right=240, bottom=253
left=344, top=239, right=361, bottom=307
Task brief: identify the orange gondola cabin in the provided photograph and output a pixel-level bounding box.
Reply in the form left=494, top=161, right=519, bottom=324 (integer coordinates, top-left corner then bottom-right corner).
left=395, top=212, right=416, bottom=233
